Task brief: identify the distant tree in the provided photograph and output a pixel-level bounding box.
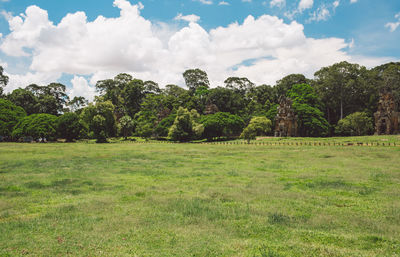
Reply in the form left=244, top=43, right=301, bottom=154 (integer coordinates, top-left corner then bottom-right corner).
left=183, top=69, right=210, bottom=92
left=372, top=62, right=400, bottom=104
left=25, top=83, right=69, bottom=115
left=224, top=77, right=255, bottom=96
left=67, top=96, right=88, bottom=113
left=0, top=99, right=26, bottom=137
left=144, top=80, right=161, bottom=95
left=314, top=61, right=373, bottom=125
left=168, top=107, right=204, bottom=142
left=122, top=79, right=145, bottom=117
left=119, top=115, right=134, bottom=140
left=92, top=115, right=107, bottom=143
left=335, top=112, right=373, bottom=136
left=207, top=87, right=245, bottom=115
left=57, top=113, right=83, bottom=142
left=7, top=88, right=40, bottom=115
left=0, top=66, right=9, bottom=97
left=80, top=100, right=117, bottom=140
left=287, top=84, right=329, bottom=137
left=275, top=74, right=310, bottom=97
left=154, top=114, right=176, bottom=138
left=240, top=116, right=272, bottom=143
left=200, top=112, right=244, bottom=140
left=12, top=113, right=58, bottom=140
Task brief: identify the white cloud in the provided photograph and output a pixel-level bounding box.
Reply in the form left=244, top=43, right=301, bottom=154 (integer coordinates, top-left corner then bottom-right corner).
left=174, top=13, right=200, bottom=23
left=333, top=0, right=340, bottom=9
left=299, top=0, right=313, bottom=11
left=385, top=12, right=400, bottom=32
left=270, top=0, right=285, bottom=8
left=0, top=0, right=395, bottom=95
left=218, top=1, right=230, bottom=5
left=350, top=0, right=357, bottom=3
left=308, top=6, right=330, bottom=22
left=68, top=76, right=96, bottom=102
left=194, top=0, right=213, bottom=5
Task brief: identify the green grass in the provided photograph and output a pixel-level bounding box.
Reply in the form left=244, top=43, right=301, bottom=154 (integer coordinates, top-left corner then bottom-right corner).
left=0, top=140, right=399, bottom=256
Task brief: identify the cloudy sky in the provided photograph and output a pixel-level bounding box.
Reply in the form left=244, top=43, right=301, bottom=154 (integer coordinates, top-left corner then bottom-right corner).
left=0, top=0, right=399, bottom=100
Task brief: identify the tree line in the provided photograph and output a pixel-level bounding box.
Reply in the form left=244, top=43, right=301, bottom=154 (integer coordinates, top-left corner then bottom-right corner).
left=1, top=61, right=399, bottom=143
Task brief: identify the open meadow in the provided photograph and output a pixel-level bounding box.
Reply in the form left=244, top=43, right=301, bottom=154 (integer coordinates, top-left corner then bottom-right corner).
left=1, top=140, right=400, bottom=256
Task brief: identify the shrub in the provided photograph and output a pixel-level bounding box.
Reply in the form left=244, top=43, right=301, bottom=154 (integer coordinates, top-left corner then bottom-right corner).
left=0, top=99, right=26, bottom=137
left=12, top=113, right=58, bottom=140
left=336, top=112, right=373, bottom=136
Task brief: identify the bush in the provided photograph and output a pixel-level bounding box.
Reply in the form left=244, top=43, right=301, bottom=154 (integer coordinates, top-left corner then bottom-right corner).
left=200, top=112, right=244, bottom=140
left=57, top=113, right=84, bottom=142
left=12, top=113, right=58, bottom=140
left=168, top=107, right=204, bottom=142
left=154, top=114, right=176, bottom=138
left=240, top=116, right=272, bottom=143
left=336, top=112, right=373, bottom=136
left=0, top=99, right=26, bottom=137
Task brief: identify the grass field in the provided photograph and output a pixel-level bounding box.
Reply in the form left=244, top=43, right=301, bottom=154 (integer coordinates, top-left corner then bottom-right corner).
left=1, top=140, right=400, bottom=256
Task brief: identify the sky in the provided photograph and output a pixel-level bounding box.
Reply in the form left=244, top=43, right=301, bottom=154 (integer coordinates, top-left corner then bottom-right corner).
left=0, top=0, right=399, bottom=101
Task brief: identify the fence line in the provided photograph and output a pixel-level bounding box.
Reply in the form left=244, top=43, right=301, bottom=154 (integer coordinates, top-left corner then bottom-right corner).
left=127, top=140, right=398, bottom=147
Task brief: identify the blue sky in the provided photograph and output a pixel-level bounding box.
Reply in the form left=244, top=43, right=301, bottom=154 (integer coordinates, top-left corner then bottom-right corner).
left=0, top=0, right=399, bottom=100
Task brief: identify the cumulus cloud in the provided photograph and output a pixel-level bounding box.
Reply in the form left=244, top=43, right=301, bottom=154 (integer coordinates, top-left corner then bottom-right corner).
left=298, top=0, right=313, bottom=11
left=68, top=76, right=96, bottom=102
left=270, top=0, right=285, bottom=8
left=218, top=1, right=230, bottom=5
left=174, top=13, right=200, bottom=23
left=0, top=0, right=394, bottom=97
left=194, top=0, right=213, bottom=5
left=385, top=13, right=400, bottom=32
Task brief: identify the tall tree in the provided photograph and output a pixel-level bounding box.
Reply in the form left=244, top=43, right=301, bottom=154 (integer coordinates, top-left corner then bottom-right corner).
left=314, top=61, right=372, bottom=125
left=183, top=69, right=210, bottom=92
left=275, top=74, right=310, bottom=98
left=0, top=99, right=26, bottom=137
left=7, top=88, right=40, bottom=115
left=0, top=66, right=9, bottom=97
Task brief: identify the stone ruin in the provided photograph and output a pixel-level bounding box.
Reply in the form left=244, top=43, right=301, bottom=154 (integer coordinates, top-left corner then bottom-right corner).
left=274, top=96, right=298, bottom=137
left=374, top=90, right=400, bottom=135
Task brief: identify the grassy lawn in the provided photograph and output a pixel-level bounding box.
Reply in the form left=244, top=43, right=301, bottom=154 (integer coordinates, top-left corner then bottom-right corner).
left=0, top=141, right=399, bottom=256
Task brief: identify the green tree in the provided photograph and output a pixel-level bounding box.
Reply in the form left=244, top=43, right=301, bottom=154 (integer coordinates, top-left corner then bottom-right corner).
left=119, top=115, right=134, bottom=140
left=25, top=83, right=69, bottom=115
left=183, top=69, right=210, bottom=92
left=67, top=96, right=88, bottom=113
left=275, top=74, right=310, bottom=97
left=154, top=114, right=177, bottom=138
left=287, top=84, right=329, bottom=137
left=224, top=77, right=255, bottom=96
left=207, top=87, right=245, bottom=115
left=200, top=112, right=244, bottom=140
left=240, top=116, right=272, bottom=143
left=335, top=112, right=373, bottom=136
left=92, top=115, right=107, bottom=143
left=80, top=101, right=117, bottom=140
left=0, top=99, right=26, bottom=137
left=168, top=107, right=204, bottom=142
left=12, top=113, right=58, bottom=140
left=7, top=88, right=40, bottom=115
left=314, top=61, right=373, bottom=125
left=57, top=113, right=83, bottom=142
left=0, top=66, right=9, bottom=97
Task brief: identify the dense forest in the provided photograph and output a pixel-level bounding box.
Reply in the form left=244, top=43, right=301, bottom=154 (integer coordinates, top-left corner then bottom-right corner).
left=1, top=61, right=400, bottom=143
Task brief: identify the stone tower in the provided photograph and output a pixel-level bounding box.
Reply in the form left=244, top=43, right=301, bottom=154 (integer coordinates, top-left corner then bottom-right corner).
left=374, top=90, right=400, bottom=135
left=275, top=96, right=298, bottom=137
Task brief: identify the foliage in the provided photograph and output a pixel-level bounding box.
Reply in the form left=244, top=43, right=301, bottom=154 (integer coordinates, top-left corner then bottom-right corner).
left=12, top=113, right=58, bottom=140
left=80, top=100, right=116, bottom=141
left=240, top=116, right=272, bottom=143
left=168, top=107, right=204, bottom=142
left=67, top=96, right=88, bottom=113
left=92, top=115, right=107, bottom=143
left=275, top=74, right=310, bottom=97
left=57, top=113, right=84, bottom=142
left=0, top=66, right=9, bottom=97
left=0, top=99, right=26, bottom=137
left=183, top=69, right=210, bottom=92
left=154, top=114, right=176, bottom=138
left=335, top=112, right=373, bottom=136
left=292, top=103, right=329, bottom=137
left=288, top=84, right=329, bottom=137
left=200, top=112, right=244, bottom=140
left=7, top=88, right=40, bottom=115
left=119, top=115, right=135, bottom=139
